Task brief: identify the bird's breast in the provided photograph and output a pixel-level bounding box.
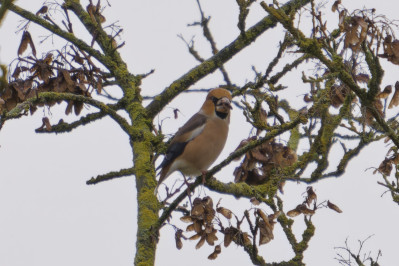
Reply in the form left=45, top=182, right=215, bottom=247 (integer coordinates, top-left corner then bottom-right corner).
left=178, top=118, right=229, bottom=175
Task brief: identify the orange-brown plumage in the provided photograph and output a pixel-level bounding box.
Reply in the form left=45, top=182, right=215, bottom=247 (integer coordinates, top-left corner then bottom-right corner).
left=155, top=88, right=232, bottom=193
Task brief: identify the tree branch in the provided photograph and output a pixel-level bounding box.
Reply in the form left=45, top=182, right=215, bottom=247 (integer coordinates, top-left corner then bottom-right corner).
left=1, top=92, right=131, bottom=133
left=86, top=167, right=135, bottom=185
left=35, top=103, right=122, bottom=134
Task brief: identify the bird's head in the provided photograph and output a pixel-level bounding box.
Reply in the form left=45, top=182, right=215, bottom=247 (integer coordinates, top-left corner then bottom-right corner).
left=201, top=88, right=232, bottom=119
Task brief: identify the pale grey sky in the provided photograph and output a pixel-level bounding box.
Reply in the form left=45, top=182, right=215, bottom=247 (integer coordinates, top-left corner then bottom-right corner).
left=0, top=1, right=399, bottom=266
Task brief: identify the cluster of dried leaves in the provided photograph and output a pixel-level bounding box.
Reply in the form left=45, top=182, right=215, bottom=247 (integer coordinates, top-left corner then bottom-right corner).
left=179, top=197, right=219, bottom=251
left=374, top=147, right=399, bottom=176
left=303, top=71, right=367, bottom=109
left=233, top=137, right=297, bottom=185
left=177, top=196, right=226, bottom=260
left=175, top=196, right=282, bottom=260
left=379, top=35, right=399, bottom=65
left=364, top=81, right=399, bottom=125
left=0, top=31, right=105, bottom=115
left=287, top=186, right=342, bottom=218
left=332, top=1, right=388, bottom=55
left=0, top=3, right=112, bottom=116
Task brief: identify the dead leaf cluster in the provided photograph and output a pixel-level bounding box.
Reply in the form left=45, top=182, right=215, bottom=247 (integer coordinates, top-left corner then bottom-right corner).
left=1, top=36, right=106, bottom=115
left=222, top=226, right=251, bottom=248
left=256, top=209, right=280, bottom=245
left=379, top=35, right=399, bottom=65
left=342, top=16, right=369, bottom=52
left=87, top=2, right=106, bottom=24
left=363, top=81, right=399, bottom=125
left=179, top=197, right=219, bottom=250
left=333, top=2, right=394, bottom=58
left=286, top=186, right=342, bottom=217
left=364, top=99, right=384, bottom=126
left=233, top=137, right=297, bottom=185
left=374, top=148, right=399, bottom=176
left=330, top=84, right=349, bottom=108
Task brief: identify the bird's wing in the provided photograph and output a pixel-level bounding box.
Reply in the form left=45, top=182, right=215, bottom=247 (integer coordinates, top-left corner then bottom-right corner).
left=157, top=113, right=207, bottom=171
left=173, top=112, right=207, bottom=142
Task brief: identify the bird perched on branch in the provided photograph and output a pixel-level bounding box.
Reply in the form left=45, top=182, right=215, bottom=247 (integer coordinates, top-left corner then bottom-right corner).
left=155, top=88, right=232, bottom=193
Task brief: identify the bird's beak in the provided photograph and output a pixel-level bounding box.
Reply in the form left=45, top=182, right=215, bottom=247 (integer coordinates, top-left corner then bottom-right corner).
left=217, top=97, right=232, bottom=110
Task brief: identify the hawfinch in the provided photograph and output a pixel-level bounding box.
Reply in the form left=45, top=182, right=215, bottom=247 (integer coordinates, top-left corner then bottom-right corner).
left=155, top=88, right=232, bottom=192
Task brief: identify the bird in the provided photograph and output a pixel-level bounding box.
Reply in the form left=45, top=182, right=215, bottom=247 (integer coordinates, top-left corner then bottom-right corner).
left=155, top=88, right=232, bottom=193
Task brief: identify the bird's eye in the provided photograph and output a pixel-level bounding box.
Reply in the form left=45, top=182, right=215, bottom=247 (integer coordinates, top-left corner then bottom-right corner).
left=211, top=96, right=219, bottom=104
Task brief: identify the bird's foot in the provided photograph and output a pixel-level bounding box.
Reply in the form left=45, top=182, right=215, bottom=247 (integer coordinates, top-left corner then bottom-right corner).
left=201, top=170, right=208, bottom=184
left=182, top=175, right=192, bottom=197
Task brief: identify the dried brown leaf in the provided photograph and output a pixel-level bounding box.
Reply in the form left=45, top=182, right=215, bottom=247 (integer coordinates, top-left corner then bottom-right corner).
left=202, top=196, right=213, bottom=210
left=186, top=223, right=195, bottom=232
left=391, top=153, right=399, bottom=165
left=175, top=237, right=183, bottom=250
left=193, top=221, right=202, bottom=233
left=250, top=197, right=260, bottom=205
left=331, top=0, right=341, bottom=12
left=306, top=186, right=317, bottom=206
left=18, top=31, right=29, bottom=56
left=196, top=235, right=206, bottom=249
left=189, top=233, right=201, bottom=241
left=12, top=66, right=29, bottom=79
left=250, top=149, right=269, bottom=163
left=42, top=117, right=52, bottom=131
left=95, top=79, right=103, bottom=94
left=304, top=94, right=313, bottom=102
left=214, top=245, right=221, bottom=254
left=327, top=200, right=343, bottom=213
left=36, top=6, right=48, bottom=16
left=377, top=85, right=392, bottom=99
left=175, top=229, right=184, bottom=250
left=256, top=209, right=269, bottom=223
left=180, top=215, right=193, bottom=223
left=355, top=73, right=370, bottom=83
left=208, top=252, right=218, bottom=260
left=74, top=101, right=84, bottom=115
left=388, top=81, right=399, bottom=109
left=338, top=10, right=345, bottom=31
left=377, top=158, right=393, bottom=176
left=208, top=244, right=221, bottom=260
left=204, top=208, right=215, bottom=224
left=330, top=85, right=348, bottom=108
left=206, top=230, right=218, bottom=246
left=344, top=27, right=360, bottom=49
left=65, top=101, right=73, bottom=115
left=223, top=227, right=237, bottom=247
left=241, top=232, right=252, bottom=246
left=18, top=31, right=36, bottom=57
left=298, top=204, right=316, bottom=215
left=61, top=70, right=74, bottom=86
left=216, top=207, right=232, bottom=219
left=287, top=204, right=315, bottom=217
left=278, top=180, right=286, bottom=194
left=258, top=220, right=274, bottom=245
left=268, top=210, right=281, bottom=221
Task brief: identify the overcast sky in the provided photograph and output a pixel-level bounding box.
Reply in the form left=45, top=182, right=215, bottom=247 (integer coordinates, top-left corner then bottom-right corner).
left=1, top=1, right=399, bottom=266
